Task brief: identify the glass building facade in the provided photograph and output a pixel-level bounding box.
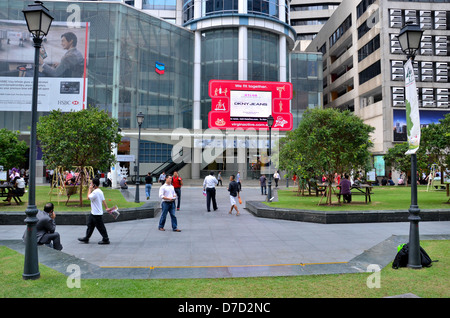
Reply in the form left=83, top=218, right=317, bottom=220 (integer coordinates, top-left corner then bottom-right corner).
left=0, top=0, right=194, bottom=132
left=0, top=0, right=321, bottom=180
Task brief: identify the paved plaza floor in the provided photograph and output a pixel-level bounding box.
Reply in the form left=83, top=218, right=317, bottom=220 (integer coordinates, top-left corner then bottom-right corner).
left=1, top=181, right=449, bottom=279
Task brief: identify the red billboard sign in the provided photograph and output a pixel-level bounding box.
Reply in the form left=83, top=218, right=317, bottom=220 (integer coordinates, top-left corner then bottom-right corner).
left=208, top=80, right=293, bottom=130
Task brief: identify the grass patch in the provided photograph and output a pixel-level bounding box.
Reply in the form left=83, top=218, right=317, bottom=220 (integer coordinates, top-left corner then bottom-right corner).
left=266, top=185, right=450, bottom=211
left=0, top=185, right=144, bottom=212
left=0, top=240, right=449, bottom=298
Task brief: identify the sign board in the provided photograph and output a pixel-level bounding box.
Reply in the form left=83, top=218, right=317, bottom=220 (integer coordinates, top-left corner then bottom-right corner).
left=0, top=20, right=89, bottom=112
left=208, top=80, right=293, bottom=130
left=117, top=155, right=135, bottom=162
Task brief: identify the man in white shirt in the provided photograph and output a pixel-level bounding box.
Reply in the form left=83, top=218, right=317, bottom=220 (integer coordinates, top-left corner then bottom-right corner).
left=78, top=178, right=112, bottom=244
left=203, top=172, right=218, bottom=212
left=158, top=175, right=181, bottom=232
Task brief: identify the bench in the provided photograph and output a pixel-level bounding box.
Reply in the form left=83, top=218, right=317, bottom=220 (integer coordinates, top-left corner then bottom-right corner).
left=336, top=185, right=373, bottom=204
left=65, top=186, right=78, bottom=205
left=0, top=185, right=24, bottom=204
left=311, top=182, right=327, bottom=196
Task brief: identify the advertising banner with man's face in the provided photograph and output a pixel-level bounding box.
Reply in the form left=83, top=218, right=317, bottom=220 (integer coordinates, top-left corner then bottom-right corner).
left=0, top=20, right=89, bottom=112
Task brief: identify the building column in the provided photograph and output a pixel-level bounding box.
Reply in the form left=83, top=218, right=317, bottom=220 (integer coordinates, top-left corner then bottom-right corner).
left=279, top=0, right=287, bottom=82
left=191, top=0, right=202, bottom=179
left=279, top=35, right=287, bottom=82
left=238, top=0, right=248, bottom=176
left=238, top=26, right=248, bottom=81
left=111, top=9, right=122, bottom=188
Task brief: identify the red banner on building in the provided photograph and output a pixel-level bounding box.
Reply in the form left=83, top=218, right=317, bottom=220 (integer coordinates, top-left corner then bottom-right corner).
left=208, top=80, right=293, bottom=130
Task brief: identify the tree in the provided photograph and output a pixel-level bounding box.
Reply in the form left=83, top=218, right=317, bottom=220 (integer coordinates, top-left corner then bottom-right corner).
left=280, top=108, right=374, bottom=205
left=0, top=128, right=28, bottom=174
left=278, top=130, right=315, bottom=195
left=37, top=108, right=122, bottom=205
left=420, top=113, right=450, bottom=182
left=384, top=142, right=427, bottom=186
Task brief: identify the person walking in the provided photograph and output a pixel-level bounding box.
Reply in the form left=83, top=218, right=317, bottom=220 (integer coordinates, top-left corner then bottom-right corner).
left=172, top=171, right=183, bottom=211
left=260, top=174, right=267, bottom=195
left=217, top=171, right=223, bottom=186
left=236, top=171, right=242, bottom=191
left=159, top=171, right=166, bottom=185
left=158, top=175, right=181, bottom=232
left=78, top=178, right=112, bottom=244
left=273, top=171, right=280, bottom=188
left=203, top=171, right=218, bottom=212
left=227, top=175, right=240, bottom=216
left=145, top=172, right=153, bottom=200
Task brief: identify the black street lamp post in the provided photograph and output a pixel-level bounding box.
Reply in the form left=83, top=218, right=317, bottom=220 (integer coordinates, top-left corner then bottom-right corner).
left=22, top=1, right=54, bottom=280
left=397, top=22, right=424, bottom=269
left=266, top=115, right=274, bottom=202
left=135, top=112, right=144, bottom=203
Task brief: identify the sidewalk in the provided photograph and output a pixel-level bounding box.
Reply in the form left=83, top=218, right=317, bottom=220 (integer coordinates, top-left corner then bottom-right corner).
left=1, top=182, right=449, bottom=279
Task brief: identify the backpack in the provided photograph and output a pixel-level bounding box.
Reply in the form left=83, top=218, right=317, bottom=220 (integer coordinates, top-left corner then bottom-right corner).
left=392, top=243, right=437, bottom=269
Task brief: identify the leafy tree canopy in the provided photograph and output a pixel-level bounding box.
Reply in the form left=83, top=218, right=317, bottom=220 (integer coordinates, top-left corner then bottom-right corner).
left=420, top=113, right=450, bottom=170
left=279, top=108, right=374, bottom=204
left=37, top=108, right=122, bottom=206
left=37, top=108, right=122, bottom=172
left=383, top=142, right=427, bottom=186
left=0, top=128, right=28, bottom=171
left=385, top=113, right=449, bottom=184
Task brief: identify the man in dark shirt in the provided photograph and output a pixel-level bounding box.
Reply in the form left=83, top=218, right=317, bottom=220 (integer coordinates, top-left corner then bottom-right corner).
left=260, top=174, right=267, bottom=195
left=227, top=175, right=240, bottom=215
left=41, top=32, right=84, bottom=78
left=145, top=172, right=153, bottom=200
left=339, top=174, right=352, bottom=203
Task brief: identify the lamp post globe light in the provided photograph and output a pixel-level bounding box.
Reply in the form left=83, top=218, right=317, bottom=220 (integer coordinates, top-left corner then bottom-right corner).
left=397, top=22, right=423, bottom=60
left=397, top=22, right=424, bottom=269
left=135, top=112, right=144, bottom=203
left=22, top=1, right=54, bottom=280
left=266, top=115, right=274, bottom=202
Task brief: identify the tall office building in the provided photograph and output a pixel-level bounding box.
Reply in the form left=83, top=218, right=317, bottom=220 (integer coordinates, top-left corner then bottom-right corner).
left=306, top=0, right=450, bottom=177
left=290, top=0, right=342, bottom=51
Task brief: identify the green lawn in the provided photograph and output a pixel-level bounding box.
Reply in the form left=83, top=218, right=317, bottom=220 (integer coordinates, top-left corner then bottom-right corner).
left=266, top=185, right=450, bottom=211
left=0, top=185, right=144, bottom=212
left=0, top=240, right=448, bottom=298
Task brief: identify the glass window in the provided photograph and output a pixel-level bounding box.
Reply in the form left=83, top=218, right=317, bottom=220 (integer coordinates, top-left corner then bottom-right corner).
left=204, top=0, right=239, bottom=16
left=359, top=61, right=381, bottom=85
left=143, top=0, right=177, bottom=10
left=291, top=53, right=323, bottom=127
left=140, top=140, right=173, bottom=163
left=200, top=28, right=239, bottom=129
left=248, top=29, right=279, bottom=82
left=248, top=0, right=279, bottom=19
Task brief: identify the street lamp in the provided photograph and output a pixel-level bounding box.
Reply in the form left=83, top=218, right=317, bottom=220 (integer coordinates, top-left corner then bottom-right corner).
left=22, top=1, right=54, bottom=280
left=397, top=22, right=423, bottom=269
left=135, top=112, right=144, bottom=203
left=397, top=22, right=423, bottom=60
left=266, top=115, right=274, bottom=202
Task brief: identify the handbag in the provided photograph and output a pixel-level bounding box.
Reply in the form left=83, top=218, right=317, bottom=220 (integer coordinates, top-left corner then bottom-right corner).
left=238, top=196, right=242, bottom=204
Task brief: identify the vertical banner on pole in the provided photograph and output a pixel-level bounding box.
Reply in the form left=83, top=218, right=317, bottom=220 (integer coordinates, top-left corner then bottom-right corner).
left=404, top=58, right=420, bottom=155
